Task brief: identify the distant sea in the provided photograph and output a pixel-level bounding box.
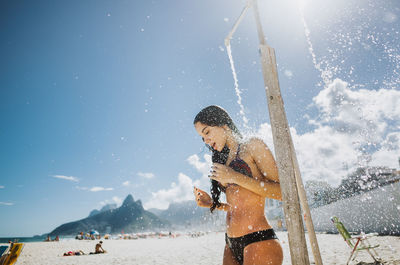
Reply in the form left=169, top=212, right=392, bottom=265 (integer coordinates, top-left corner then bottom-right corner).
left=0, top=236, right=46, bottom=243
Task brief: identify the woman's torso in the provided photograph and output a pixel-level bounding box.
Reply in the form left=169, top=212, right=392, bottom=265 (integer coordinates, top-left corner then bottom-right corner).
left=224, top=142, right=272, bottom=237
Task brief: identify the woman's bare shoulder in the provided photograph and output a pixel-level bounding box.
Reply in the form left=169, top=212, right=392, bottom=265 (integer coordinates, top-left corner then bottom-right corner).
left=242, top=137, right=269, bottom=150
left=239, top=138, right=270, bottom=160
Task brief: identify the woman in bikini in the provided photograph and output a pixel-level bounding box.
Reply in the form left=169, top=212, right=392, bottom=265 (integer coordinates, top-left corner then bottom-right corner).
left=193, top=105, right=283, bottom=265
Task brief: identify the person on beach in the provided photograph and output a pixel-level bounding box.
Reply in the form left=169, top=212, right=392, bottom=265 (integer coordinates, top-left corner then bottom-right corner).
left=63, top=250, right=85, bottom=256
left=193, top=105, right=283, bottom=265
left=94, top=241, right=106, bottom=254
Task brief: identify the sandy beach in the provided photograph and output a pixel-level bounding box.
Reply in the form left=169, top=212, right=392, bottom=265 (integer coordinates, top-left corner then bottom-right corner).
left=9, top=232, right=400, bottom=265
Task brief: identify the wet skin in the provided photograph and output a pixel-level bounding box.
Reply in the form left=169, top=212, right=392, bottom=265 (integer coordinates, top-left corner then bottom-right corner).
left=194, top=122, right=283, bottom=265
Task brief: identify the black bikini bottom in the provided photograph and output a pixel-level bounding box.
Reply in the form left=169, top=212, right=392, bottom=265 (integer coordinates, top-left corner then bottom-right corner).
left=225, top=229, right=278, bottom=265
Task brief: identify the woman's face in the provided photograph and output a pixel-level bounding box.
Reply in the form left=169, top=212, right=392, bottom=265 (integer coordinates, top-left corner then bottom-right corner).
left=194, top=122, right=227, bottom=152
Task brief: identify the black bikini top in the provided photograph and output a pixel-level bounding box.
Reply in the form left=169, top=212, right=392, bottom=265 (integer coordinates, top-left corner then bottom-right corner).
left=228, top=144, right=253, bottom=178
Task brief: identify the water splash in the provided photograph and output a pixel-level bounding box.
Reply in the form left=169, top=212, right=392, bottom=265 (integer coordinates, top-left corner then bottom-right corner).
left=298, top=4, right=332, bottom=87
left=226, top=44, right=249, bottom=129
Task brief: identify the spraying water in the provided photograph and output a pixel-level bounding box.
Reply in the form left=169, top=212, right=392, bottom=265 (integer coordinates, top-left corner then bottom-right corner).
left=298, top=4, right=332, bottom=87
left=298, top=0, right=400, bottom=173
left=226, top=44, right=250, bottom=130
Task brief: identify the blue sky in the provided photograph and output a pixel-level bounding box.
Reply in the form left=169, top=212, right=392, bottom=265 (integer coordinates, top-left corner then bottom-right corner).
left=1, top=0, right=399, bottom=237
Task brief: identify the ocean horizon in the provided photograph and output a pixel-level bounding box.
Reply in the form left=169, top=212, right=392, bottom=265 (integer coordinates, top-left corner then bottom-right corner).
left=0, top=236, right=47, bottom=244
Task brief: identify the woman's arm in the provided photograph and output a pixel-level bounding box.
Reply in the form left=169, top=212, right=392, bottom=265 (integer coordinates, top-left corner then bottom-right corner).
left=211, top=166, right=282, bottom=200
left=211, top=138, right=282, bottom=200
left=248, top=138, right=280, bottom=182
left=247, top=138, right=282, bottom=200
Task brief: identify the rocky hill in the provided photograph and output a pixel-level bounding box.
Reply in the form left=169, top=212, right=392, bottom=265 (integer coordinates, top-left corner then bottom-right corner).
left=88, top=203, right=117, bottom=217
left=49, top=195, right=169, bottom=236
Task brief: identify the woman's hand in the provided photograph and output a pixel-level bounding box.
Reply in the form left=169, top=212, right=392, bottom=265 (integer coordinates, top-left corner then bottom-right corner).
left=193, top=187, right=212, bottom=208
left=210, top=163, right=237, bottom=185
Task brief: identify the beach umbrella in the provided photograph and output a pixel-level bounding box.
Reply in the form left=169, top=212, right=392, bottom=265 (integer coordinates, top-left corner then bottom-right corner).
left=89, top=230, right=99, bottom=235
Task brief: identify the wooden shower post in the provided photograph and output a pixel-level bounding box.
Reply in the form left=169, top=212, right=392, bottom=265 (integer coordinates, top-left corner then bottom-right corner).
left=258, top=41, right=310, bottom=265
left=223, top=0, right=324, bottom=263
left=252, top=0, right=322, bottom=264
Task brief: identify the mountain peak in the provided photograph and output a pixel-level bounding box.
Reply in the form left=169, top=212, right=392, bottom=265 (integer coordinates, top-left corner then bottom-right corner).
left=49, top=193, right=168, bottom=236
left=122, top=194, right=134, bottom=206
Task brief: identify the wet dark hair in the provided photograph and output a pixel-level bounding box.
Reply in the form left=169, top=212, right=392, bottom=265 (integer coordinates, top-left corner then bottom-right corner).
left=193, top=105, right=241, bottom=212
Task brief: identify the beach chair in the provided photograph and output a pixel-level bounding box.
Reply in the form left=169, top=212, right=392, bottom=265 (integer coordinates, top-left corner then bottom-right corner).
left=0, top=246, right=8, bottom=256
left=0, top=245, right=10, bottom=265
left=1, top=243, right=24, bottom=265
left=331, top=216, right=382, bottom=265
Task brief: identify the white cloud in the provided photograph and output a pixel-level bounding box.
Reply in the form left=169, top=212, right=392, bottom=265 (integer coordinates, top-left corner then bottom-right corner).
left=144, top=154, right=213, bottom=210
left=89, top=186, right=114, bottom=192
left=122, top=181, right=130, bottom=186
left=100, top=196, right=122, bottom=207
left=0, top=186, right=4, bottom=189
left=257, top=78, right=400, bottom=186
left=187, top=153, right=214, bottom=191
left=313, top=79, right=399, bottom=138
left=370, top=132, right=400, bottom=167
left=187, top=154, right=212, bottom=177
left=144, top=173, right=196, bottom=210
left=112, top=196, right=123, bottom=205
left=254, top=123, right=275, bottom=153
left=0, top=202, right=14, bottom=206
left=145, top=78, right=400, bottom=207
left=312, top=79, right=400, bottom=149
left=138, top=172, right=155, bottom=179
left=52, top=175, right=79, bottom=182
left=293, top=126, right=358, bottom=185
left=77, top=185, right=116, bottom=192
